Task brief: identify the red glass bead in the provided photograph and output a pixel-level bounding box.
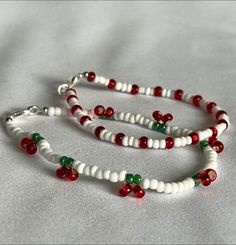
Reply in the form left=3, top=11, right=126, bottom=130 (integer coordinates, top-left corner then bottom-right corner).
left=152, top=110, right=162, bottom=121
left=206, top=102, right=217, bottom=113
left=205, top=169, right=217, bottom=182
left=198, top=171, right=211, bottom=186
left=80, top=116, right=91, bottom=125
left=212, top=141, right=224, bottom=154
left=105, top=107, right=114, bottom=118
left=189, top=132, right=199, bottom=144
left=94, top=126, right=105, bottom=138
left=67, top=95, right=78, bottom=103
left=87, top=71, right=96, bottom=82
left=209, top=127, right=218, bottom=137
left=56, top=166, right=69, bottom=179
left=133, top=185, right=145, bottom=198
left=94, top=105, right=105, bottom=116
left=217, top=119, right=228, bottom=129
left=119, top=183, right=132, bottom=197
left=139, top=136, right=148, bottom=149
left=215, top=110, right=227, bottom=120
left=71, top=105, right=83, bottom=115
left=162, top=113, right=173, bottom=124
left=67, top=168, right=79, bottom=181
left=26, top=142, right=37, bottom=155
left=115, top=133, right=125, bottom=145
left=154, top=86, right=162, bottom=96
left=208, top=136, right=217, bottom=146
left=21, top=137, right=33, bottom=149
left=175, top=89, right=183, bottom=100
left=192, top=95, right=203, bottom=107
left=131, top=84, right=139, bottom=95
left=108, top=79, right=116, bottom=89
left=165, top=137, right=174, bottom=149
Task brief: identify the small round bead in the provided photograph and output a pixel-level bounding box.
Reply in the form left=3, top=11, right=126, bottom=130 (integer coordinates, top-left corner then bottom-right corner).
left=192, top=95, right=203, bottom=107
left=213, top=141, right=224, bottom=154
left=162, top=113, right=173, bottom=124
left=152, top=110, right=162, bottom=121
left=154, top=86, right=162, bottom=96
left=206, top=169, right=217, bottom=182
left=198, top=171, right=211, bottom=186
left=119, top=183, right=132, bottom=197
left=67, top=95, right=78, bottom=103
left=105, top=107, right=114, bottom=118
left=209, top=127, right=218, bottom=137
left=26, top=142, right=37, bottom=155
left=32, top=133, right=44, bottom=143
left=80, top=116, right=91, bottom=125
left=94, top=105, right=105, bottom=116
left=139, top=136, right=148, bottom=149
left=133, top=185, right=145, bottom=198
left=115, top=133, right=125, bottom=145
left=131, top=84, right=139, bottom=95
left=67, top=168, right=79, bottom=181
left=175, top=89, right=183, bottom=100
left=207, top=102, right=217, bottom=113
left=217, top=119, right=228, bottom=129
left=125, top=173, right=134, bottom=184
left=95, top=126, right=105, bottom=138
left=56, top=166, right=69, bottom=179
left=21, top=137, right=32, bottom=149
left=87, top=71, right=96, bottom=82
left=108, top=79, right=116, bottom=89
left=71, top=105, right=83, bottom=115
left=165, top=137, right=174, bottom=149
left=133, top=174, right=142, bottom=184
left=189, top=132, right=199, bottom=144
left=215, top=110, right=227, bottom=120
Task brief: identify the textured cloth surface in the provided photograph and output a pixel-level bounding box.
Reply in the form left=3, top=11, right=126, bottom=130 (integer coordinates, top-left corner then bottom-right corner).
left=0, top=1, right=236, bottom=244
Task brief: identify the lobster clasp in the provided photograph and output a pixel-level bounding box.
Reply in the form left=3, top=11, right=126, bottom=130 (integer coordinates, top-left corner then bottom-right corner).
left=27, top=105, right=44, bottom=115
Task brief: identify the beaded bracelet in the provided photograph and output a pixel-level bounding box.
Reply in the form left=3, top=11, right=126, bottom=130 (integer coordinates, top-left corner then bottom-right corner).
left=58, top=72, right=229, bottom=150
left=3, top=106, right=219, bottom=198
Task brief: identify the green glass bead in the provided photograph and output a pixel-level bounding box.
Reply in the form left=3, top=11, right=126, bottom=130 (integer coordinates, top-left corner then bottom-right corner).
left=59, top=156, right=68, bottom=166
left=152, top=122, right=159, bottom=131
left=32, top=133, right=41, bottom=142
left=65, top=157, right=74, bottom=168
left=125, top=174, right=134, bottom=184
left=192, top=173, right=200, bottom=187
left=152, top=122, right=166, bottom=133
left=133, top=174, right=142, bottom=184
left=200, top=140, right=209, bottom=150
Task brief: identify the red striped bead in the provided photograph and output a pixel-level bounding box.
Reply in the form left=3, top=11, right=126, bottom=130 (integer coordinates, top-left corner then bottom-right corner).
left=209, top=127, right=218, bottom=137
left=139, top=136, right=148, bottom=149
left=165, top=137, right=174, bottom=149
left=115, top=133, right=125, bottom=145
left=189, top=132, right=199, bottom=144
left=192, top=95, right=203, bottom=107
left=206, top=102, right=217, bottom=113
left=108, top=79, right=116, bottom=89
left=154, top=86, right=162, bottom=96
left=215, top=110, right=227, bottom=120
left=87, top=71, right=96, bottom=82
left=71, top=105, right=83, bottom=115
left=80, top=116, right=91, bottom=125
left=175, top=89, right=183, bottom=100
left=94, top=126, right=105, bottom=138
left=67, top=95, right=78, bottom=103
left=131, top=84, right=139, bottom=95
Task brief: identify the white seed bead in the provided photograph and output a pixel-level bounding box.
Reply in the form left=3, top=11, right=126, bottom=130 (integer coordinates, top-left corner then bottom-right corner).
left=48, top=107, right=55, bottom=116
left=122, top=136, right=129, bottom=147
left=84, top=165, right=91, bottom=176
left=164, top=183, right=172, bottom=194
left=95, top=168, right=103, bottom=179
left=142, top=178, right=150, bottom=189
left=128, top=136, right=135, bottom=146
left=118, top=170, right=127, bottom=182
left=78, top=162, right=86, bottom=174
left=171, top=183, right=178, bottom=194
left=150, top=179, right=158, bottom=190
left=153, top=139, right=160, bottom=149
left=91, top=166, right=98, bottom=177
left=156, top=181, right=165, bottom=192
left=159, top=139, right=166, bottom=149
left=174, top=138, right=182, bottom=147
left=177, top=182, right=184, bottom=193
left=148, top=138, right=153, bottom=148
left=103, top=170, right=111, bottom=180
left=110, top=171, right=119, bottom=182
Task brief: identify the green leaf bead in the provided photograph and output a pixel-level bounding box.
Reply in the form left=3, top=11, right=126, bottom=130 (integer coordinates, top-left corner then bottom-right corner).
left=192, top=173, right=200, bottom=187
left=152, top=122, right=159, bottom=131
left=59, top=156, right=68, bottom=166
left=32, top=133, right=41, bottom=142
left=65, top=157, right=74, bottom=168
left=152, top=122, right=166, bottom=133
left=125, top=173, right=134, bottom=184
left=200, top=140, right=209, bottom=150
left=133, top=174, right=142, bottom=184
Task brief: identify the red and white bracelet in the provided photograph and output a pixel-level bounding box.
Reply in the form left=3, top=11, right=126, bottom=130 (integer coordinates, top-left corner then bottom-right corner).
left=58, top=72, right=229, bottom=150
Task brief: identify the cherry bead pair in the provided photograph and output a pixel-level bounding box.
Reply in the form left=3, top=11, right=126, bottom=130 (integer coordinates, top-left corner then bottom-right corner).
left=198, top=169, right=217, bottom=186
left=94, top=105, right=114, bottom=118
left=56, top=166, right=79, bottom=181
left=152, top=110, right=173, bottom=124
left=21, top=137, right=37, bottom=154
left=208, top=136, right=224, bottom=154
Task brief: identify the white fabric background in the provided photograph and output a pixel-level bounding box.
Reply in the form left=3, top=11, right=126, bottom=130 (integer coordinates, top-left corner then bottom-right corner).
left=0, top=1, right=236, bottom=244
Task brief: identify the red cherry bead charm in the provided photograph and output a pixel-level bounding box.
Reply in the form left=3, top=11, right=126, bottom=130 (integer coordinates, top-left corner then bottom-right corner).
left=192, top=95, right=203, bottom=107
left=95, top=126, right=105, bottom=138
left=175, top=89, right=183, bottom=100
left=154, top=86, right=162, bottom=96
left=212, top=141, right=224, bottom=154
left=94, top=105, right=105, bottom=116
left=139, top=136, right=148, bottom=149
left=207, top=102, right=217, bottom=113
left=198, top=171, right=211, bottom=186
left=56, top=166, right=69, bottom=179
left=162, top=113, right=173, bottom=124
left=131, top=84, right=139, bottom=95
left=206, top=169, right=217, bottom=182
left=133, top=185, right=145, bottom=198
left=26, top=141, right=37, bottom=155
left=208, top=136, right=217, bottom=146
left=189, top=132, right=199, bottom=144
left=67, top=168, right=79, bottom=181
left=80, top=116, right=91, bottom=125
left=105, top=107, right=114, bottom=118
left=21, top=137, right=33, bottom=149
left=87, top=71, right=96, bottom=82
left=165, top=137, right=174, bottom=149
left=108, top=79, right=116, bottom=89
left=71, top=105, right=83, bottom=115
left=119, top=183, right=132, bottom=197
left=152, top=111, right=162, bottom=121
left=115, top=133, right=125, bottom=145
